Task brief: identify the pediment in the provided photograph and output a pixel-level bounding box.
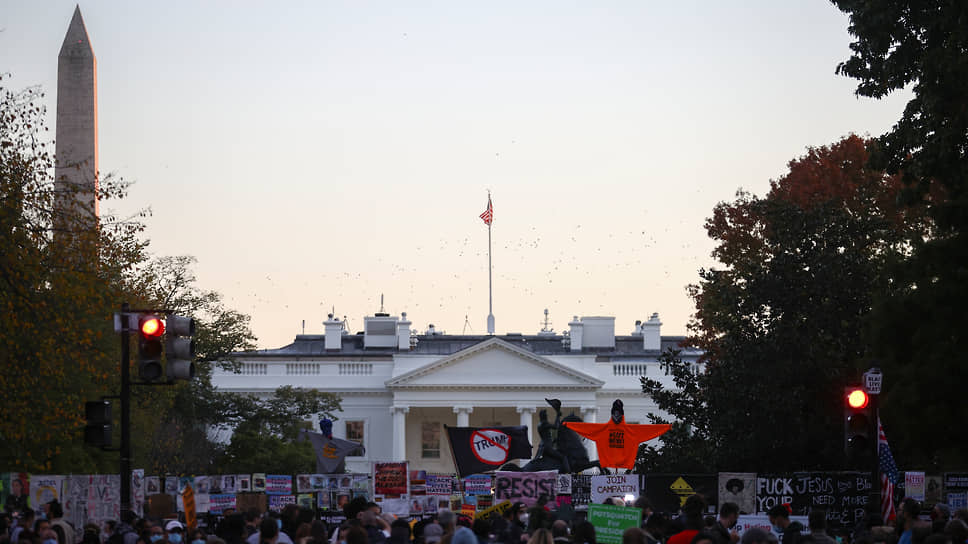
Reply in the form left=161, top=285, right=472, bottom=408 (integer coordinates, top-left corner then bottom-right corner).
left=387, top=337, right=604, bottom=390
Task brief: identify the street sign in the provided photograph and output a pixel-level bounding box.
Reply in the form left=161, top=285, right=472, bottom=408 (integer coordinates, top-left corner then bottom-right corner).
left=863, top=369, right=882, bottom=395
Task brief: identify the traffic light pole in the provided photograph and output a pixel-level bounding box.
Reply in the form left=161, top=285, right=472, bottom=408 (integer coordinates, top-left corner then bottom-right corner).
left=120, top=303, right=132, bottom=517
left=871, top=391, right=881, bottom=520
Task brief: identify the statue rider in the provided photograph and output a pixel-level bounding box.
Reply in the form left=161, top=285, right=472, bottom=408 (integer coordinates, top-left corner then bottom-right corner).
left=534, top=398, right=571, bottom=473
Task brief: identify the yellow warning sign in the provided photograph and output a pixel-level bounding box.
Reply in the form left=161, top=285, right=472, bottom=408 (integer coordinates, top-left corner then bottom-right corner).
left=669, top=477, right=694, bottom=506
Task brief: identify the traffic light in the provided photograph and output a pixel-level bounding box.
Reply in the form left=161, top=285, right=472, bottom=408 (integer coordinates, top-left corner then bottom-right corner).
left=84, top=400, right=112, bottom=447
left=844, top=386, right=873, bottom=463
left=137, top=314, right=165, bottom=381
left=165, top=314, right=196, bottom=381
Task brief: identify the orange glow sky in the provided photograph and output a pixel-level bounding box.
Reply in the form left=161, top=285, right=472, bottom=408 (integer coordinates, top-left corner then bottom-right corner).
left=1, top=2, right=910, bottom=348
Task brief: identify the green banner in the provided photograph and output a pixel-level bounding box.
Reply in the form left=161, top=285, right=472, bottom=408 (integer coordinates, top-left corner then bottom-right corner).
left=587, top=504, right=642, bottom=544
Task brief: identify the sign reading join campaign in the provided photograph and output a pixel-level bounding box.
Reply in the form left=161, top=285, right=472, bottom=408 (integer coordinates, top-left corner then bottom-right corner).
left=591, top=474, right=639, bottom=504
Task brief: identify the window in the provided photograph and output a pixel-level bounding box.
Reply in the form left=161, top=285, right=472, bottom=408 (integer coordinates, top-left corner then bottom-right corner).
left=421, top=422, right=441, bottom=458
left=345, top=420, right=365, bottom=457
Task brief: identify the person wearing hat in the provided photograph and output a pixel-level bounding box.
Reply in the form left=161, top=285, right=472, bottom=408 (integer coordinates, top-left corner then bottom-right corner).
left=423, top=524, right=444, bottom=544
left=166, top=521, right=186, bottom=544
left=766, top=505, right=802, bottom=544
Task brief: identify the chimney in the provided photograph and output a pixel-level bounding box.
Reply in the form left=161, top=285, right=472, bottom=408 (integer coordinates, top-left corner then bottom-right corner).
left=324, top=314, right=342, bottom=351
left=581, top=316, right=615, bottom=349
left=568, top=316, right=583, bottom=352
left=642, top=312, right=662, bottom=351
left=397, top=312, right=412, bottom=350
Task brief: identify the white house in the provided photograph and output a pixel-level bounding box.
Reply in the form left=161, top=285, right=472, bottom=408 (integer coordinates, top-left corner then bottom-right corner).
left=211, top=311, right=701, bottom=473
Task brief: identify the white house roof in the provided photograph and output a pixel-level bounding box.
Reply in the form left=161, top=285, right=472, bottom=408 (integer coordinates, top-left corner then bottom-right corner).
left=386, top=337, right=605, bottom=391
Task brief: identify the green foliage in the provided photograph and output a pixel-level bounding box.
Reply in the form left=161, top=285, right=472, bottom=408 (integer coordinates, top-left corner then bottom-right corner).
left=833, top=0, right=968, bottom=469
left=0, top=76, right=149, bottom=473
left=640, top=136, right=921, bottom=472
left=216, top=386, right=342, bottom=474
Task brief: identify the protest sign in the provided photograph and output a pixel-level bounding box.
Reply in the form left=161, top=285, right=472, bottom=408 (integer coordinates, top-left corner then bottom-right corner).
left=31, top=476, right=65, bottom=509
left=209, top=494, right=237, bottom=514
left=265, top=475, right=292, bottom=495
left=944, top=473, right=968, bottom=508
left=756, top=472, right=871, bottom=531
left=475, top=500, right=512, bottom=520
left=591, top=474, right=639, bottom=504
left=238, top=475, right=252, bottom=493
left=194, top=476, right=211, bottom=494
left=572, top=475, right=592, bottom=508
left=195, top=493, right=210, bottom=514
left=146, top=476, right=161, bottom=495
left=588, top=504, right=642, bottom=544
left=463, top=474, right=492, bottom=496
left=252, top=473, right=266, bottom=492
left=719, top=473, right=756, bottom=515
left=131, top=470, right=145, bottom=517
left=268, top=495, right=296, bottom=511
left=236, top=493, right=265, bottom=514
left=182, top=485, right=196, bottom=530
left=64, top=475, right=121, bottom=531
left=1, top=473, right=30, bottom=512
left=905, top=472, right=926, bottom=501
left=221, top=475, right=238, bottom=494
left=427, top=475, right=454, bottom=496
left=409, top=470, right=427, bottom=495
left=374, top=462, right=408, bottom=497
left=298, top=494, right=314, bottom=509
left=380, top=497, right=410, bottom=515
left=736, top=515, right=810, bottom=541
left=557, top=474, right=572, bottom=495
left=494, top=471, right=557, bottom=507
left=643, top=474, right=717, bottom=514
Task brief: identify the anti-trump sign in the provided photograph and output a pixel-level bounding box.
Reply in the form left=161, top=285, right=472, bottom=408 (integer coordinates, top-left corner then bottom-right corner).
left=446, top=426, right=533, bottom=477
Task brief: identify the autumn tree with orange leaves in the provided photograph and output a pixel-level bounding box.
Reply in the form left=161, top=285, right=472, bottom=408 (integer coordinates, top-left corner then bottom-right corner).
left=0, top=77, right=150, bottom=473
left=639, top=135, right=927, bottom=472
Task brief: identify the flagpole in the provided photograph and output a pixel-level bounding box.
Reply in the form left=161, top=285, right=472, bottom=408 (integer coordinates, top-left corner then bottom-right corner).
left=486, top=192, right=495, bottom=335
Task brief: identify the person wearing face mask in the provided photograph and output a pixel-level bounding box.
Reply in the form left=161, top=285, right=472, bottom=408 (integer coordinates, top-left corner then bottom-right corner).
left=48, top=501, right=77, bottom=544
left=166, top=521, right=187, bottom=544
left=147, top=524, right=165, bottom=544
left=189, top=529, right=207, bottom=544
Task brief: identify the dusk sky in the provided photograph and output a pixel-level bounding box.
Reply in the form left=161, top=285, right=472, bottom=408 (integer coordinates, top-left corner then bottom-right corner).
left=1, top=2, right=910, bottom=349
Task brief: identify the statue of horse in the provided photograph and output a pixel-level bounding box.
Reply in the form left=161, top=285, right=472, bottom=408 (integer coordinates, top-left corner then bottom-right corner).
left=499, top=410, right=609, bottom=474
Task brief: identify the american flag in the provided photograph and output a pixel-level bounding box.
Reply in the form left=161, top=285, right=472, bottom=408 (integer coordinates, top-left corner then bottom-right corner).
left=879, top=417, right=899, bottom=524
left=480, top=196, right=493, bottom=225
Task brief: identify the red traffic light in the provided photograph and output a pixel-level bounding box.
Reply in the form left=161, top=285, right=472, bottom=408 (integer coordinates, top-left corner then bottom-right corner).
left=847, top=388, right=869, bottom=409
left=139, top=315, right=165, bottom=337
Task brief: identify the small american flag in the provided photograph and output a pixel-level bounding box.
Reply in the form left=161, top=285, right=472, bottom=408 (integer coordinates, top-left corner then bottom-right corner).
left=480, top=196, right=493, bottom=225
left=879, top=417, right=899, bottom=524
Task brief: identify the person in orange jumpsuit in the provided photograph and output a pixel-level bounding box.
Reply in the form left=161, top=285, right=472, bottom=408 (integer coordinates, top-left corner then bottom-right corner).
left=562, top=399, right=670, bottom=469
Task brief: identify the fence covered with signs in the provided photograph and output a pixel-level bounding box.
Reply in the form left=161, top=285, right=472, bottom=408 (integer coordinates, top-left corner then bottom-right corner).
left=5, top=468, right=968, bottom=535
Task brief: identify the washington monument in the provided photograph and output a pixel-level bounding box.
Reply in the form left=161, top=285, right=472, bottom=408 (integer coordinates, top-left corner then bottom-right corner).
left=55, top=5, right=99, bottom=226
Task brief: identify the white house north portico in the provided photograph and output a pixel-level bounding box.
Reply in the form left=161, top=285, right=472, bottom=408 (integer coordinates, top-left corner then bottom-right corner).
left=212, top=312, right=701, bottom=473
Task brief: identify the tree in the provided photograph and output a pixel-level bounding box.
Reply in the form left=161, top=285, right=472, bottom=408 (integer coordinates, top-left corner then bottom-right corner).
left=130, top=256, right=258, bottom=474
left=639, top=136, right=922, bottom=471
left=217, top=386, right=342, bottom=474
left=832, top=0, right=968, bottom=470
left=0, top=76, right=149, bottom=472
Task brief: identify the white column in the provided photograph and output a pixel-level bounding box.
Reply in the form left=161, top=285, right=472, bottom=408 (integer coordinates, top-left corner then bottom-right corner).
left=453, top=406, right=473, bottom=427
left=581, top=405, right=598, bottom=461
left=516, top=406, right=536, bottom=450
left=391, top=406, right=409, bottom=461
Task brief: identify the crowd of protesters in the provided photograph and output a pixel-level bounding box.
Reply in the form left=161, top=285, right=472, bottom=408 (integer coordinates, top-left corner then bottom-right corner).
left=3, top=494, right=967, bottom=544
